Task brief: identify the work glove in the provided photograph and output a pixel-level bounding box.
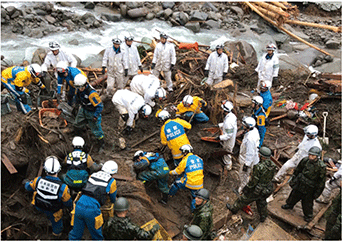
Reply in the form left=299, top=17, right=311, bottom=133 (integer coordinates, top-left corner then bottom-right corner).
left=102, top=66, right=106, bottom=75
left=204, top=70, right=209, bottom=77
left=200, top=99, right=207, bottom=108
left=223, top=72, right=227, bottom=79
left=272, top=76, right=278, bottom=83
left=93, top=116, right=98, bottom=122
left=170, top=64, right=175, bottom=71
left=41, top=71, right=47, bottom=78
left=242, top=164, right=249, bottom=172
left=152, top=224, right=160, bottom=231
left=124, top=69, right=128, bottom=77
left=22, top=178, right=30, bottom=185
left=329, top=176, right=337, bottom=185
left=151, top=63, right=156, bottom=70
left=215, top=136, right=221, bottom=141
left=139, top=66, right=143, bottom=73
left=125, top=126, right=133, bottom=133
left=19, top=93, right=27, bottom=104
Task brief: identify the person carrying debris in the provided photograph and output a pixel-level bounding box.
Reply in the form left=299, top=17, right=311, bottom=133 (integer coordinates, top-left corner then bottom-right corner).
left=255, top=43, right=279, bottom=92
left=151, top=33, right=176, bottom=93
left=237, top=117, right=260, bottom=194
left=191, top=189, right=214, bottom=240
left=182, top=225, right=203, bottom=241
left=121, top=34, right=143, bottom=85
left=273, top=124, right=322, bottom=183
left=176, top=95, right=209, bottom=123
left=1, top=63, right=48, bottom=114
left=259, top=80, right=273, bottom=117
left=316, top=162, right=341, bottom=204
left=281, top=146, right=326, bottom=222
left=324, top=191, right=341, bottom=240
left=62, top=136, right=102, bottom=192
left=103, top=197, right=160, bottom=240
left=112, top=89, right=152, bottom=133
left=41, top=41, right=77, bottom=78
left=102, top=38, right=126, bottom=95
left=73, top=74, right=105, bottom=152
left=55, top=61, right=88, bottom=105
left=24, top=156, right=72, bottom=238
left=69, top=160, right=118, bottom=240
left=216, top=100, right=237, bottom=170
left=132, top=150, right=170, bottom=205
left=251, top=96, right=267, bottom=148
left=204, top=44, right=228, bottom=86
left=168, top=144, right=204, bottom=211
left=227, top=147, right=277, bottom=222
left=158, top=110, right=192, bottom=166
left=130, top=74, right=167, bottom=107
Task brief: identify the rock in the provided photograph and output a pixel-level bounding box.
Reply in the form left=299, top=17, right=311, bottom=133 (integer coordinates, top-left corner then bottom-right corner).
left=162, top=2, right=175, bottom=9
left=1, top=8, right=8, bottom=18
left=202, top=20, right=220, bottom=29
left=59, top=2, right=73, bottom=7
left=279, top=43, right=293, bottom=53
left=315, top=2, right=341, bottom=11
left=45, top=15, right=56, bottom=24
left=189, top=10, right=208, bottom=21
left=10, top=10, right=20, bottom=19
left=283, top=24, right=310, bottom=41
left=207, top=11, right=219, bottom=21
left=35, top=9, right=48, bottom=16
left=164, top=8, right=173, bottom=18
left=250, top=23, right=264, bottom=34
left=315, top=58, right=341, bottom=73
left=224, top=40, right=257, bottom=65
left=120, top=4, right=127, bottom=16
left=84, top=2, right=95, bottom=9
left=185, top=22, right=200, bottom=33
left=178, top=12, right=189, bottom=26
left=5, top=6, right=17, bottom=16
left=23, top=14, right=35, bottom=21
left=313, top=59, right=322, bottom=67
left=278, top=54, right=303, bottom=70
left=289, top=48, right=321, bottom=66
left=126, top=2, right=143, bottom=9
left=156, top=10, right=164, bottom=19
left=31, top=29, right=44, bottom=38
left=203, top=2, right=218, bottom=12
left=127, top=7, right=148, bottom=18
left=146, top=12, right=155, bottom=20
left=101, top=13, right=122, bottom=22
left=93, top=20, right=101, bottom=28
left=325, top=39, right=340, bottom=49
left=68, top=39, right=79, bottom=46
left=229, top=6, right=244, bottom=19
left=324, top=55, right=334, bottom=63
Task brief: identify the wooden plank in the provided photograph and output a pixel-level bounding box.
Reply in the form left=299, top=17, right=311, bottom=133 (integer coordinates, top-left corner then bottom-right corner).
left=112, top=174, right=133, bottom=182
left=131, top=130, right=160, bottom=148
left=249, top=217, right=296, bottom=240
left=304, top=201, right=332, bottom=230
left=2, top=154, right=18, bottom=174
left=318, top=73, right=342, bottom=80
left=270, top=156, right=283, bottom=168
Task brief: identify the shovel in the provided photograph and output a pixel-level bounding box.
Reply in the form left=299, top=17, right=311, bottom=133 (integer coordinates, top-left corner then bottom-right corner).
left=322, top=112, right=329, bottom=145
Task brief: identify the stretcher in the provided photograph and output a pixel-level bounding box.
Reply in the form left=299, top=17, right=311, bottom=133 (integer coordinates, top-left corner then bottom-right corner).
left=200, top=127, right=222, bottom=143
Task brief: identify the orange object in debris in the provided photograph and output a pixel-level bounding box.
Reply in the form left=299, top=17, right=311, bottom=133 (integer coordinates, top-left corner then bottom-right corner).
left=201, top=137, right=220, bottom=143
left=42, top=99, right=58, bottom=108
left=39, top=108, right=68, bottom=128
left=179, top=42, right=199, bottom=52
left=242, top=205, right=253, bottom=216
left=137, top=70, right=151, bottom=76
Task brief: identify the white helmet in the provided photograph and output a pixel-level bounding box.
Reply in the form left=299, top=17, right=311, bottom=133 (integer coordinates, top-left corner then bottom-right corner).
left=309, top=93, right=318, bottom=101
left=112, top=38, right=122, bottom=45
left=74, top=74, right=88, bottom=88
left=304, top=124, right=318, bottom=137
left=182, top=95, right=193, bottom=106
left=72, top=136, right=85, bottom=149
left=155, top=88, right=166, bottom=100
left=266, top=43, right=277, bottom=51
left=158, top=110, right=170, bottom=121
left=29, top=64, right=42, bottom=78
left=124, top=35, right=134, bottom=41
left=242, top=116, right=256, bottom=129
left=141, top=104, right=152, bottom=117
left=102, top=160, right=118, bottom=175
left=44, top=156, right=61, bottom=174
left=252, top=96, right=263, bottom=105
left=49, top=41, right=60, bottom=51
left=133, top=150, right=144, bottom=161
left=221, top=100, right=233, bottom=112
left=261, top=80, right=272, bottom=90
left=56, top=61, right=69, bottom=75
left=180, top=144, right=193, bottom=154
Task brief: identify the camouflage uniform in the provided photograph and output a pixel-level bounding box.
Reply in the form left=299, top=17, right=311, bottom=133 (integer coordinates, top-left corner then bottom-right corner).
left=102, top=214, right=158, bottom=240
left=285, top=157, right=326, bottom=220
left=324, top=191, right=341, bottom=240
left=192, top=201, right=213, bottom=240
left=231, top=158, right=277, bottom=221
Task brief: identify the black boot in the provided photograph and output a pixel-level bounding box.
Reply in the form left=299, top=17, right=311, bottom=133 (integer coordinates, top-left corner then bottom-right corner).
left=159, top=193, right=168, bottom=205
left=281, top=204, right=293, bottom=210
left=98, top=138, right=105, bottom=153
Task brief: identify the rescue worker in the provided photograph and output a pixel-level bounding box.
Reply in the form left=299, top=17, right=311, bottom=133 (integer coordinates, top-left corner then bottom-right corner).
left=251, top=96, right=267, bottom=148
left=324, top=192, right=341, bottom=240
left=169, top=144, right=204, bottom=211
left=41, top=41, right=77, bottom=78
left=216, top=100, right=237, bottom=170
left=55, top=61, right=87, bottom=105
left=281, top=146, right=326, bottom=222
left=237, top=117, right=260, bottom=194
left=255, top=43, right=279, bottom=92
left=158, top=110, right=192, bottom=166
left=121, top=34, right=143, bottom=85
left=24, top=156, right=72, bottom=237
left=1, top=64, right=47, bottom=114
left=130, top=74, right=166, bottom=107
left=227, top=147, right=277, bottom=222
left=103, top=197, right=160, bottom=240
left=176, top=95, right=209, bottom=123
left=112, top=89, right=152, bottom=133
left=259, top=80, right=273, bottom=117
left=273, top=124, right=322, bottom=183
left=151, top=33, right=176, bottom=92
left=102, top=38, right=125, bottom=95
left=316, top=163, right=341, bottom=204
left=73, top=74, right=105, bottom=152
left=192, top=189, right=214, bottom=240
left=133, top=150, right=170, bottom=205
left=69, top=160, right=118, bottom=240
left=182, top=225, right=203, bottom=241
left=204, top=44, right=228, bottom=86
left=62, top=136, right=102, bottom=191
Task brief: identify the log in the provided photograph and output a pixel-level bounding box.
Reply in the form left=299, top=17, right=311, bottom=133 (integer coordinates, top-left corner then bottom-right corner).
left=14, top=127, right=23, bottom=143
left=270, top=155, right=283, bottom=168
left=253, top=1, right=290, bottom=18
left=90, top=75, right=107, bottom=87
left=305, top=201, right=332, bottom=230
left=270, top=1, right=288, bottom=10
left=285, top=19, right=342, bottom=33
left=252, top=4, right=282, bottom=21
left=270, top=113, right=287, bottom=122
left=2, top=154, right=18, bottom=174
left=131, top=130, right=160, bottom=148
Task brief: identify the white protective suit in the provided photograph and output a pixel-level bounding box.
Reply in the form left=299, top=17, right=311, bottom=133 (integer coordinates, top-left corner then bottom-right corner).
left=255, top=52, right=279, bottom=91
left=205, top=51, right=228, bottom=85
left=41, top=49, right=77, bottom=76
left=317, top=164, right=342, bottom=203
left=152, top=41, right=176, bottom=91
left=102, top=46, right=125, bottom=92
left=218, top=112, right=237, bottom=170
left=130, top=74, right=160, bottom=107
left=121, top=42, right=141, bottom=84
left=274, top=135, right=322, bottom=182
left=238, top=127, right=260, bottom=194
left=112, top=89, right=146, bottom=128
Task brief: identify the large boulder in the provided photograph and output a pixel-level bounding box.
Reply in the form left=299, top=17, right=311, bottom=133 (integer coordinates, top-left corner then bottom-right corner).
left=5, top=6, right=17, bottom=16
left=288, top=48, right=321, bottom=66
left=202, top=2, right=218, bottom=12
left=315, top=58, right=341, bottom=73
left=162, top=2, right=175, bottom=9
left=101, top=13, right=122, bottom=22
left=224, top=40, right=257, bottom=65
left=45, top=15, right=56, bottom=24
left=127, top=7, right=148, bottom=18
left=189, top=10, right=208, bottom=21
left=315, top=2, right=341, bottom=11
left=120, top=4, right=127, bottom=16
left=229, top=6, right=244, bottom=19
left=278, top=54, right=304, bottom=70
left=202, top=20, right=221, bottom=29
left=84, top=2, right=95, bottom=9
left=185, top=22, right=200, bottom=33
left=325, top=39, right=341, bottom=49
left=126, top=2, right=143, bottom=9
left=164, top=8, right=173, bottom=18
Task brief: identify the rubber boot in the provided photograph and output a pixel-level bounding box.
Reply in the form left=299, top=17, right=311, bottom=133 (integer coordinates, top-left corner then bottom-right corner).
left=159, top=193, right=168, bottom=205
left=98, top=138, right=105, bottom=153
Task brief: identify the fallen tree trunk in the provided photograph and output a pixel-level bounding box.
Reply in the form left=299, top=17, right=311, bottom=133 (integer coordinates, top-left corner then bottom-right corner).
left=285, top=19, right=342, bottom=33
left=253, top=1, right=290, bottom=18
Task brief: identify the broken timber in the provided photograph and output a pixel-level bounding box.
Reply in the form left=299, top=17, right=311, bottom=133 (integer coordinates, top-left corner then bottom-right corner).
left=1, top=154, right=18, bottom=174
left=249, top=218, right=296, bottom=240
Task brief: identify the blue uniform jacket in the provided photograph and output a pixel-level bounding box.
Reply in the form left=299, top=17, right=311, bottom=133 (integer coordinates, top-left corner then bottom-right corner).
left=134, top=152, right=169, bottom=176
